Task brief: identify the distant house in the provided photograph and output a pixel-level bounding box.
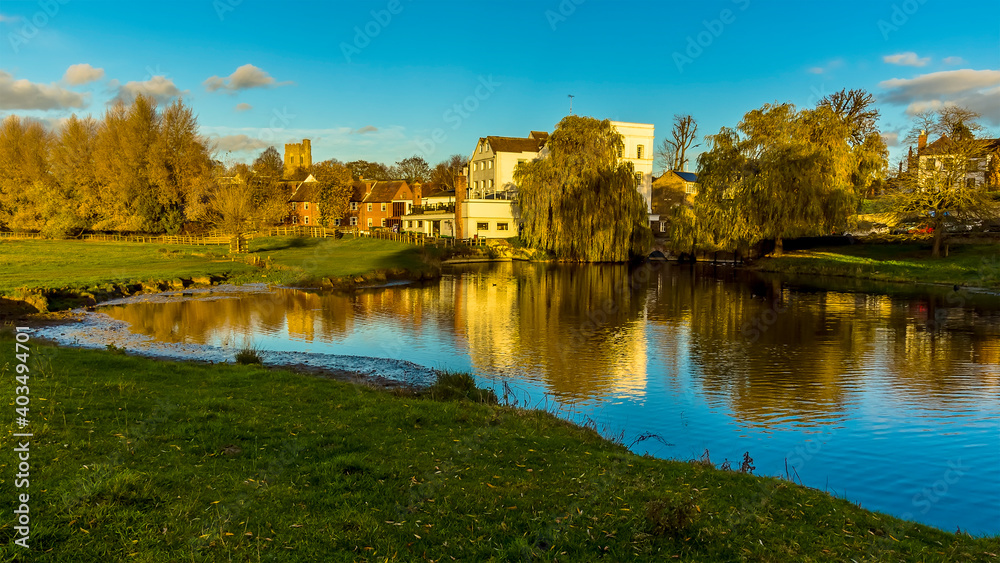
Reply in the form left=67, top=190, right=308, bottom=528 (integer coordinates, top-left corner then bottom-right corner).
left=609, top=121, right=656, bottom=221
left=288, top=175, right=320, bottom=226
left=401, top=182, right=457, bottom=237
left=344, top=180, right=416, bottom=231
left=468, top=131, right=548, bottom=198
left=912, top=130, right=1000, bottom=189
left=650, top=171, right=698, bottom=234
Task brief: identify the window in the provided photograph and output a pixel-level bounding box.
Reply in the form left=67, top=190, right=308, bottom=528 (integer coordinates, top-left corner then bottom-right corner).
left=381, top=203, right=387, bottom=212
left=616, top=144, right=622, bottom=158
left=299, top=156, right=303, bottom=165
left=924, top=158, right=936, bottom=171
left=488, top=160, right=493, bottom=169
left=291, top=202, right=297, bottom=210
left=418, top=220, right=423, bottom=227
left=350, top=201, right=358, bottom=211
left=637, top=145, right=644, bottom=159
left=304, top=216, right=309, bottom=224
left=660, top=221, right=667, bottom=232
left=685, top=183, right=698, bottom=195
left=635, top=173, right=642, bottom=186
left=477, top=222, right=489, bottom=231
left=381, top=218, right=386, bottom=227
left=334, top=218, right=341, bottom=226
left=350, top=217, right=358, bottom=226
left=967, top=178, right=977, bottom=188
left=292, top=215, right=297, bottom=224
left=367, top=218, right=373, bottom=227
left=489, top=179, right=494, bottom=189
left=367, top=203, right=373, bottom=212
left=304, top=202, right=309, bottom=210
left=406, top=221, right=411, bottom=228
left=497, top=222, right=509, bottom=231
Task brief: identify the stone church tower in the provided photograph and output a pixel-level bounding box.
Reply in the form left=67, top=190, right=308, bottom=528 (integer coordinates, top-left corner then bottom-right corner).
left=284, top=139, right=312, bottom=177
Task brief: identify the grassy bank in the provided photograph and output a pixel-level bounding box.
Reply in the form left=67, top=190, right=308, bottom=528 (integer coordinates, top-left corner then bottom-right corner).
left=0, top=236, right=434, bottom=313
left=754, top=243, right=1000, bottom=289
left=1, top=340, right=996, bottom=562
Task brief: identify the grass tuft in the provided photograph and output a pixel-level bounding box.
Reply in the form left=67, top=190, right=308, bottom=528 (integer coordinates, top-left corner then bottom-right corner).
left=234, top=343, right=263, bottom=365
left=421, top=370, right=498, bottom=404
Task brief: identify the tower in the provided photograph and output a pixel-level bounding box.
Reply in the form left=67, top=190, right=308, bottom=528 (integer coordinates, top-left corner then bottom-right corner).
left=284, top=139, right=312, bottom=177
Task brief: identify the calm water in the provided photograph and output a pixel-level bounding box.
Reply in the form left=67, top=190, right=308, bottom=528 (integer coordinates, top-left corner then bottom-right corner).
left=92, top=261, right=1000, bottom=535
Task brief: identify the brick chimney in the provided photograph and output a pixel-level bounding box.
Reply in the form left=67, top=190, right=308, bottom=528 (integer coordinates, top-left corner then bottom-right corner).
left=365, top=180, right=374, bottom=196
left=918, top=129, right=928, bottom=152
left=454, top=175, right=467, bottom=240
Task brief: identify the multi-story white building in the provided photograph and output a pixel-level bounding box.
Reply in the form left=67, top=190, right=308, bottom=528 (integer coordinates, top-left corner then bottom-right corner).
left=467, top=131, right=549, bottom=198
left=609, top=121, right=656, bottom=221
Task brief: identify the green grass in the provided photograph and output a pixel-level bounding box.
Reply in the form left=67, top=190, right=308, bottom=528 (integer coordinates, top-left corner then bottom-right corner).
left=1, top=340, right=996, bottom=562
left=755, top=243, right=1000, bottom=289
left=0, top=236, right=434, bottom=312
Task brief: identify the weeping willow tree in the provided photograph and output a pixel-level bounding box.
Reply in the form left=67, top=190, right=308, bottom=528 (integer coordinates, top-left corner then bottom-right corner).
left=514, top=116, right=652, bottom=262
left=695, top=92, right=886, bottom=256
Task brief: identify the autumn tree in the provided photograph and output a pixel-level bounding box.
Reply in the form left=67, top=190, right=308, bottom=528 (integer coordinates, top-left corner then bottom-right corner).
left=695, top=95, right=886, bottom=256
left=394, top=155, right=430, bottom=183
left=150, top=100, right=214, bottom=233
left=514, top=115, right=652, bottom=262
left=430, top=154, right=466, bottom=191
left=887, top=107, right=999, bottom=257
left=310, top=159, right=353, bottom=228
left=656, top=114, right=699, bottom=171
left=48, top=115, right=99, bottom=236
left=252, top=146, right=283, bottom=178
left=346, top=159, right=392, bottom=181
left=0, top=115, right=51, bottom=231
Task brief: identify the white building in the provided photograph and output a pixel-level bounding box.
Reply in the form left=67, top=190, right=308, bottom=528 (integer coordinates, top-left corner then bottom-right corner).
left=609, top=121, right=656, bottom=221
left=468, top=132, right=548, bottom=198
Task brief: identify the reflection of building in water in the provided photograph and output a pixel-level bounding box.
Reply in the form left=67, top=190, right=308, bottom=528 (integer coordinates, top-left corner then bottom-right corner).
left=450, top=262, right=650, bottom=403
left=284, top=291, right=322, bottom=342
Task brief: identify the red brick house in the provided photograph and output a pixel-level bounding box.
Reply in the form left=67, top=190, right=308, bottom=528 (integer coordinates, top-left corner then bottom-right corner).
left=288, top=175, right=320, bottom=226
left=347, top=180, right=416, bottom=231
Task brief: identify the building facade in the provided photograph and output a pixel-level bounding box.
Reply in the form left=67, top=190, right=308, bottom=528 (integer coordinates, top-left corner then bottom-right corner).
left=609, top=121, right=656, bottom=220
left=467, top=132, right=548, bottom=199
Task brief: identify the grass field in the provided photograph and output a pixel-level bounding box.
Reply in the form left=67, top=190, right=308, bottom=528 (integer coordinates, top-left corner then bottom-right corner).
left=0, top=236, right=432, bottom=311
left=0, top=339, right=996, bottom=562
left=755, top=243, right=1000, bottom=289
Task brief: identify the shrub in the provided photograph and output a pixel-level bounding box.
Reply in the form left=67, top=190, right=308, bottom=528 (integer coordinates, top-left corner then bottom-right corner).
left=234, top=343, right=263, bottom=365
left=421, top=371, right=497, bottom=404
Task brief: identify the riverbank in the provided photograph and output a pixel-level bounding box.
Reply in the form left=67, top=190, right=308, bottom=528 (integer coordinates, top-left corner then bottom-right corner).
left=1, top=338, right=996, bottom=562
left=0, top=236, right=438, bottom=315
left=752, top=243, right=1000, bottom=290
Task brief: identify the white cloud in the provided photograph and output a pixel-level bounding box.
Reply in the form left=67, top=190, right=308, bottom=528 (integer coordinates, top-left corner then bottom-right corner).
left=234, top=102, right=252, bottom=112
left=942, top=56, right=965, bottom=65
left=355, top=125, right=378, bottom=134
left=880, top=131, right=900, bottom=146
left=0, top=70, right=88, bottom=110
left=882, top=52, right=930, bottom=67
left=204, top=64, right=289, bottom=93
left=114, top=75, right=187, bottom=105
left=806, top=58, right=844, bottom=75
left=63, top=63, right=105, bottom=85
left=879, top=69, right=1000, bottom=125
left=208, top=134, right=271, bottom=153
left=0, top=14, right=21, bottom=22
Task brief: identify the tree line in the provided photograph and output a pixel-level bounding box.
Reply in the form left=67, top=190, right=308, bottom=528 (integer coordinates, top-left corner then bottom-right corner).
left=0, top=94, right=468, bottom=236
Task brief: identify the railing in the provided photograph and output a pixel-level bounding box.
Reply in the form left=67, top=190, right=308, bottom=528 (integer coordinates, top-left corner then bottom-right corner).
left=81, top=233, right=230, bottom=245
left=409, top=203, right=456, bottom=214
left=0, top=231, right=46, bottom=240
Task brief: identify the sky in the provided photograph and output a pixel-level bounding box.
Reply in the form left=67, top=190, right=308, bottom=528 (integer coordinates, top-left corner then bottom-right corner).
left=0, top=0, right=998, bottom=171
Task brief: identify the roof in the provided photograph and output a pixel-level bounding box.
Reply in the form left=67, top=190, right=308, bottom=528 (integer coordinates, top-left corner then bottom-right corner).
left=288, top=181, right=320, bottom=203
left=920, top=135, right=1000, bottom=156
left=483, top=135, right=546, bottom=154
left=363, top=180, right=410, bottom=202
left=674, top=171, right=699, bottom=183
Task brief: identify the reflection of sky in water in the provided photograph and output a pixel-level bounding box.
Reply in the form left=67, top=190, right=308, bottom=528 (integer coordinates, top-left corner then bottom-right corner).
left=60, top=263, right=1000, bottom=535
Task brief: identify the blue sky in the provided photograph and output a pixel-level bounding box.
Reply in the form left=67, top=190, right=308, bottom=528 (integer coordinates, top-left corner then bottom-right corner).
left=1, top=0, right=998, bottom=170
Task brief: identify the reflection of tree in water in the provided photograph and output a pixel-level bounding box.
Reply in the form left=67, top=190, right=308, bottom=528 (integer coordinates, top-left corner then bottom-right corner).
left=455, top=262, right=652, bottom=402
left=646, top=267, right=1000, bottom=426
